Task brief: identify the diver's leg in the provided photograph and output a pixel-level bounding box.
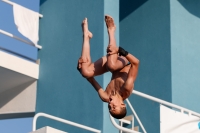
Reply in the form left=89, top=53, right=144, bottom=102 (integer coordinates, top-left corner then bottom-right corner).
left=78, top=18, right=108, bottom=78
left=105, top=15, right=128, bottom=72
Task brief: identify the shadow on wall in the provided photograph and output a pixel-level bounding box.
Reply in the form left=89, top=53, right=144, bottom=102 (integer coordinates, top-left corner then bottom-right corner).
left=178, top=0, right=200, bottom=18
left=0, top=80, right=35, bottom=108
left=120, top=0, right=148, bottom=21
left=40, top=0, right=47, bottom=6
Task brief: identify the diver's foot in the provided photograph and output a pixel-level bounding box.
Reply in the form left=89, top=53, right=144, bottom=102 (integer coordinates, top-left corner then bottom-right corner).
left=82, top=18, right=93, bottom=39
left=105, top=15, right=116, bottom=32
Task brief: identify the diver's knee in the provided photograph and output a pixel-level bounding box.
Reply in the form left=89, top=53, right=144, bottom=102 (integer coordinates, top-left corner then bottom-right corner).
left=80, top=69, right=93, bottom=78
left=106, top=63, right=117, bottom=72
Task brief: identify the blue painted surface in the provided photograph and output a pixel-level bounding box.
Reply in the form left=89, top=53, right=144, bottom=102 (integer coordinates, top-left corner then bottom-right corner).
left=0, top=38, right=38, bottom=61
left=103, top=1, right=119, bottom=133
left=0, top=117, right=33, bottom=133
left=120, top=0, right=171, bottom=133
left=171, top=0, right=200, bottom=113
left=0, top=0, right=38, bottom=61
left=37, top=0, right=106, bottom=132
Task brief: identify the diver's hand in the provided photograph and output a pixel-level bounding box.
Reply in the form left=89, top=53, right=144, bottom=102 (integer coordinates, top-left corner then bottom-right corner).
left=107, top=45, right=119, bottom=55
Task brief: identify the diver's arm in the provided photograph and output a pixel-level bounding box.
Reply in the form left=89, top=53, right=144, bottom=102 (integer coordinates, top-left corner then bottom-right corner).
left=87, top=77, right=109, bottom=102
left=119, top=47, right=139, bottom=98
left=123, top=53, right=139, bottom=96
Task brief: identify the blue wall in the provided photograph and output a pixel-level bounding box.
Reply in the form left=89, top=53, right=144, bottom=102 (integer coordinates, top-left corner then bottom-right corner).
left=170, top=0, right=200, bottom=112
left=0, top=39, right=38, bottom=61
left=120, top=0, right=171, bottom=132
left=37, top=0, right=119, bottom=132
left=120, top=0, right=200, bottom=133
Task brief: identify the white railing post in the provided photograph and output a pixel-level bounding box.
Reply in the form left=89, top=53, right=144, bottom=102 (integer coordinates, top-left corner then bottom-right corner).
left=119, top=121, right=122, bottom=133
left=126, top=99, right=147, bottom=133
left=110, top=115, right=141, bottom=133
left=33, top=112, right=101, bottom=133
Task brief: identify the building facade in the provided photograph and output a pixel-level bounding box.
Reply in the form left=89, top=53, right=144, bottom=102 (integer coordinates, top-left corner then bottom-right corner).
left=1, top=0, right=200, bottom=133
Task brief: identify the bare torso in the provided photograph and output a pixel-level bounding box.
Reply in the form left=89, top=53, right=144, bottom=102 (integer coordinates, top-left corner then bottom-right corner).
left=105, top=64, right=132, bottom=100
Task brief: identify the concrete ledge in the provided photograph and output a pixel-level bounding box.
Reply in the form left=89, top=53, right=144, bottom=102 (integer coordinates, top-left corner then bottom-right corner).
left=0, top=50, right=39, bottom=79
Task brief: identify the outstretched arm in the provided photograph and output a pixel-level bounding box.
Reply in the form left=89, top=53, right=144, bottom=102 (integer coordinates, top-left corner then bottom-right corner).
left=87, top=77, right=109, bottom=102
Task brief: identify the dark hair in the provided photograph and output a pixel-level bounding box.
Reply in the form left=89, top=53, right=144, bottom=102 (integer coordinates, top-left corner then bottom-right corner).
left=110, top=107, right=127, bottom=119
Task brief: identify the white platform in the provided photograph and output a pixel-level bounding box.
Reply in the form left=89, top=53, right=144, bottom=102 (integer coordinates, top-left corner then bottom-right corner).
left=30, top=126, right=67, bottom=133
left=160, top=105, right=200, bottom=133
left=0, top=50, right=39, bottom=118
left=0, top=50, right=39, bottom=79
left=0, top=50, right=39, bottom=92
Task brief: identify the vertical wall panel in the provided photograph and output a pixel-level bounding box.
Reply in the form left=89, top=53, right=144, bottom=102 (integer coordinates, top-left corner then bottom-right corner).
left=120, top=0, right=171, bottom=132
left=37, top=0, right=104, bottom=132
left=170, top=0, right=200, bottom=112
left=103, top=1, right=119, bottom=133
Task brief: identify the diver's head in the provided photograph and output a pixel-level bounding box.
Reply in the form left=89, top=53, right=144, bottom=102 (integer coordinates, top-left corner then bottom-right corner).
left=108, top=91, right=126, bottom=119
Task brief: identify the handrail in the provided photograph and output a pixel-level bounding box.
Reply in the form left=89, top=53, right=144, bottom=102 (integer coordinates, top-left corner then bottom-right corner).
left=132, top=90, right=200, bottom=117
left=33, top=112, right=101, bottom=133
left=109, top=115, right=141, bottom=133
left=110, top=90, right=200, bottom=133
left=109, top=99, right=146, bottom=133
left=0, top=29, right=42, bottom=49
left=126, top=99, right=147, bottom=133
left=1, top=0, right=43, bottom=17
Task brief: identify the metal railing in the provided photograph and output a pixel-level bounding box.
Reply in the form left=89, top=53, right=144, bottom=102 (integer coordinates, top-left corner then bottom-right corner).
left=125, top=99, right=147, bottom=133
left=2, top=0, right=43, bottom=17
left=110, top=90, right=200, bottom=133
left=110, top=115, right=141, bottom=133
left=1, top=0, right=42, bottom=49
left=0, top=29, right=42, bottom=49
left=132, top=90, right=200, bottom=117
left=110, top=98, right=146, bottom=133
left=33, top=112, right=101, bottom=133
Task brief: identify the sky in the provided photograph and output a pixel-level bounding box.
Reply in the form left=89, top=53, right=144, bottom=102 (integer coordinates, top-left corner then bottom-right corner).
left=0, top=0, right=39, bottom=133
